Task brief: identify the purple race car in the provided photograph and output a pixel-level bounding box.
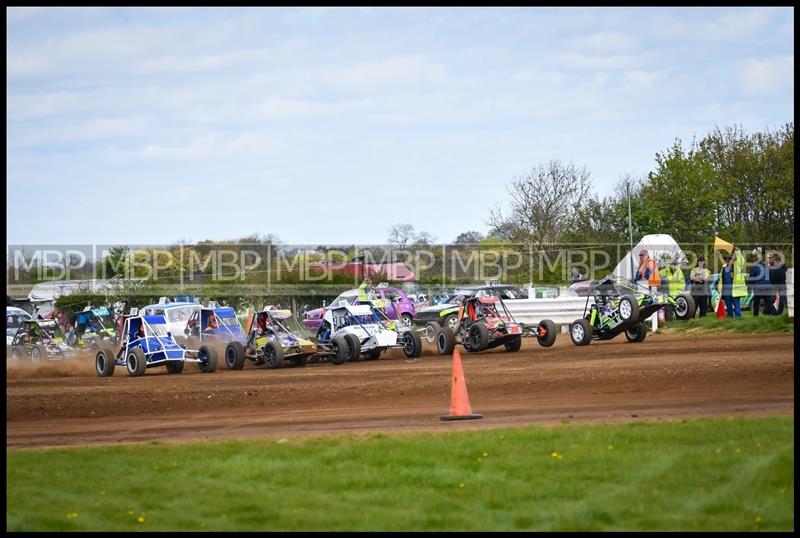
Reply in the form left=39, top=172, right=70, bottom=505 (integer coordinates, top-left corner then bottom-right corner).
left=303, top=286, right=416, bottom=331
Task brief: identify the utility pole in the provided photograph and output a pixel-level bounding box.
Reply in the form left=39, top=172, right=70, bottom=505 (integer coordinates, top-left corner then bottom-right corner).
left=627, top=180, right=635, bottom=280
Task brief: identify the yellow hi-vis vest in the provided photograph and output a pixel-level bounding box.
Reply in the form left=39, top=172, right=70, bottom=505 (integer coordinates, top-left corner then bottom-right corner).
left=659, top=266, right=686, bottom=296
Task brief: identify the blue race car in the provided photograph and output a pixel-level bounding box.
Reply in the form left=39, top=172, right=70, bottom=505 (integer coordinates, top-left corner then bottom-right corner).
left=94, top=308, right=217, bottom=377
left=184, top=303, right=251, bottom=369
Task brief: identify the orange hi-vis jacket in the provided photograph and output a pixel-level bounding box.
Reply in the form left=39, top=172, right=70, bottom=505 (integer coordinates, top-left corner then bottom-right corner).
left=636, top=258, right=662, bottom=286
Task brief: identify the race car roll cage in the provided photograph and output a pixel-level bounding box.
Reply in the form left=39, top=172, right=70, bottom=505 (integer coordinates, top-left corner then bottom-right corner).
left=119, top=314, right=205, bottom=366
left=187, top=306, right=247, bottom=344
left=318, top=302, right=385, bottom=343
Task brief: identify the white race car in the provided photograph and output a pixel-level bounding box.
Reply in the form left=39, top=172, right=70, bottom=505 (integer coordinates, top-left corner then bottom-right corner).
left=313, top=301, right=422, bottom=362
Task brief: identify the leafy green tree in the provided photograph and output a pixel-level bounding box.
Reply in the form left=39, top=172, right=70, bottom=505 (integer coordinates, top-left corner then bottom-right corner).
left=453, top=231, right=485, bottom=244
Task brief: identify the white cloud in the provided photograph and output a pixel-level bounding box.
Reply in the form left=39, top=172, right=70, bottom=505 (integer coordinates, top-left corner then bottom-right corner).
left=139, top=131, right=289, bottom=159
left=738, top=55, right=793, bottom=97
left=570, top=31, right=637, bottom=54
left=698, top=9, right=774, bottom=41
left=320, top=55, right=448, bottom=89
left=255, top=95, right=375, bottom=120
left=511, top=70, right=567, bottom=84
left=625, top=69, right=666, bottom=87
left=557, top=51, right=643, bottom=71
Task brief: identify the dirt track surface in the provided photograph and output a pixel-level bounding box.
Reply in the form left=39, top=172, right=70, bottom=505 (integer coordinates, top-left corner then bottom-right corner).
left=6, top=332, right=794, bottom=449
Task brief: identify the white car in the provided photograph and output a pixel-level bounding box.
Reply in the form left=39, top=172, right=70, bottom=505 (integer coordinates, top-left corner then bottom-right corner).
left=315, top=302, right=422, bottom=362
left=6, top=307, right=33, bottom=345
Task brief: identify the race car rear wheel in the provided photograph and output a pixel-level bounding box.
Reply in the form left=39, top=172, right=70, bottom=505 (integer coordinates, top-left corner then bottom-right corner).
left=10, top=346, right=23, bottom=360
left=619, top=296, right=640, bottom=329
left=126, top=347, right=147, bottom=376
left=443, top=313, right=458, bottom=332
left=625, top=323, right=647, bottom=343
left=435, top=326, right=456, bottom=356
left=95, top=346, right=116, bottom=377
left=425, top=322, right=440, bottom=344
left=225, top=341, right=246, bottom=370
left=197, top=344, right=218, bottom=373
left=263, top=341, right=284, bottom=369
left=674, top=293, right=696, bottom=320
left=504, top=336, right=522, bottom=352
left=344, top=333, right=361, bottom=362
left=467, top=323, right=490, bottom=352
left=570, top=319, right=593, bottom=346
left=166, top=360, right=185, bottom=374
left=363, top=349, right=381, bottom=360
left=536, top=319, right=557, bottom=348
left=401, top=313, right=414, bottom=329
left=402, top=330, right=423, bottom=358
left=329, top=336, right=348, bottom=365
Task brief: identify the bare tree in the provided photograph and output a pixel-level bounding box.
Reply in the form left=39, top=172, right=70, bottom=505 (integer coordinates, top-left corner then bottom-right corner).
left=413, top=231, right=437, bottom=246
left=487, top=160, right=593, bottom=247
left=387, top=223, right=416, bottom=248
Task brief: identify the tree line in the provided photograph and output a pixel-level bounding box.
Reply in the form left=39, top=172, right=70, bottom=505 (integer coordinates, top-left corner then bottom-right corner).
left=487, top=122, right=794, bottom=248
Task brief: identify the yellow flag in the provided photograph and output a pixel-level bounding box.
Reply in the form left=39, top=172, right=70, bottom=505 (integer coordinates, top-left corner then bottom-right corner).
left=713, top=236, right=734, bottom=254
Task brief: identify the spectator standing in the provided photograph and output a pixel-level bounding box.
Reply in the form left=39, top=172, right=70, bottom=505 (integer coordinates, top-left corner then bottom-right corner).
left=659, top=258, right=685, bottom=321
left=570, top=266, right=585, bottom=283
left=768, top=251, right=788, bottom=315
left=635, top=250, right=661, bottom=291
left=716, top=248, right=746, bottom=318
left=747, top=248, right=773, bottom=316
left=358, top=276, right=374, bottom=302
left=689, top=256, right=711, bottom=317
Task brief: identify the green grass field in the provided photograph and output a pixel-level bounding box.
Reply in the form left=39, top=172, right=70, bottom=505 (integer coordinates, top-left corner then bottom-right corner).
left=662, top=309, right=794, bottom=334
left=6, top=416, right=794, bottom=531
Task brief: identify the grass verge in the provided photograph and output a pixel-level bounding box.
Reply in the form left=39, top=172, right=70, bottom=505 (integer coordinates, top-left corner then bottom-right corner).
left=660, top=309, right=793, bottom=334
left=6, top=416, right=794, bottom=531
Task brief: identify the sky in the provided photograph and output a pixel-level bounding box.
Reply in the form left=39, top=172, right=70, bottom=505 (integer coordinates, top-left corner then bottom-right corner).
left=6, top=6, right=794, bottom=247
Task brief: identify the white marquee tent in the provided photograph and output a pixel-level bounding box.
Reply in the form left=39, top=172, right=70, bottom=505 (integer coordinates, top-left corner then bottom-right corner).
left=612, top=234, right=688, bottom=281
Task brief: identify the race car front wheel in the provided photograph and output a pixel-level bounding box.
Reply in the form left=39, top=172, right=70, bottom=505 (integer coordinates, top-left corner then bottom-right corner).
left=570, top=319, right=593, bottom=346
left=263, top=341, right=284, bottom=369
left=30, top=344, right=47, bottom=362
left=467, top=323, right=490, bottom=352
left=619, top=296, right=641, bottom=329
left=126, top=348, right=147, bottom=376
left=344, top=334, right=361, bottom=362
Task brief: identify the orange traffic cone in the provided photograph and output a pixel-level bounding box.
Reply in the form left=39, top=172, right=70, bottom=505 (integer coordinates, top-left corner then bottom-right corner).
left=440, top=348, right=483, bottom=421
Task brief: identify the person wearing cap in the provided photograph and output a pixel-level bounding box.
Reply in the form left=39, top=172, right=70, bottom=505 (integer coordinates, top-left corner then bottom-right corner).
left=689, top=256, right=711, bottom=317
left=716, top=247, right=746, bottom=318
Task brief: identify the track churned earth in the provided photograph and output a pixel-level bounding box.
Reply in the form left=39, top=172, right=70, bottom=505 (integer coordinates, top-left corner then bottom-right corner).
left=6, top=332, right=794, bottom=449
